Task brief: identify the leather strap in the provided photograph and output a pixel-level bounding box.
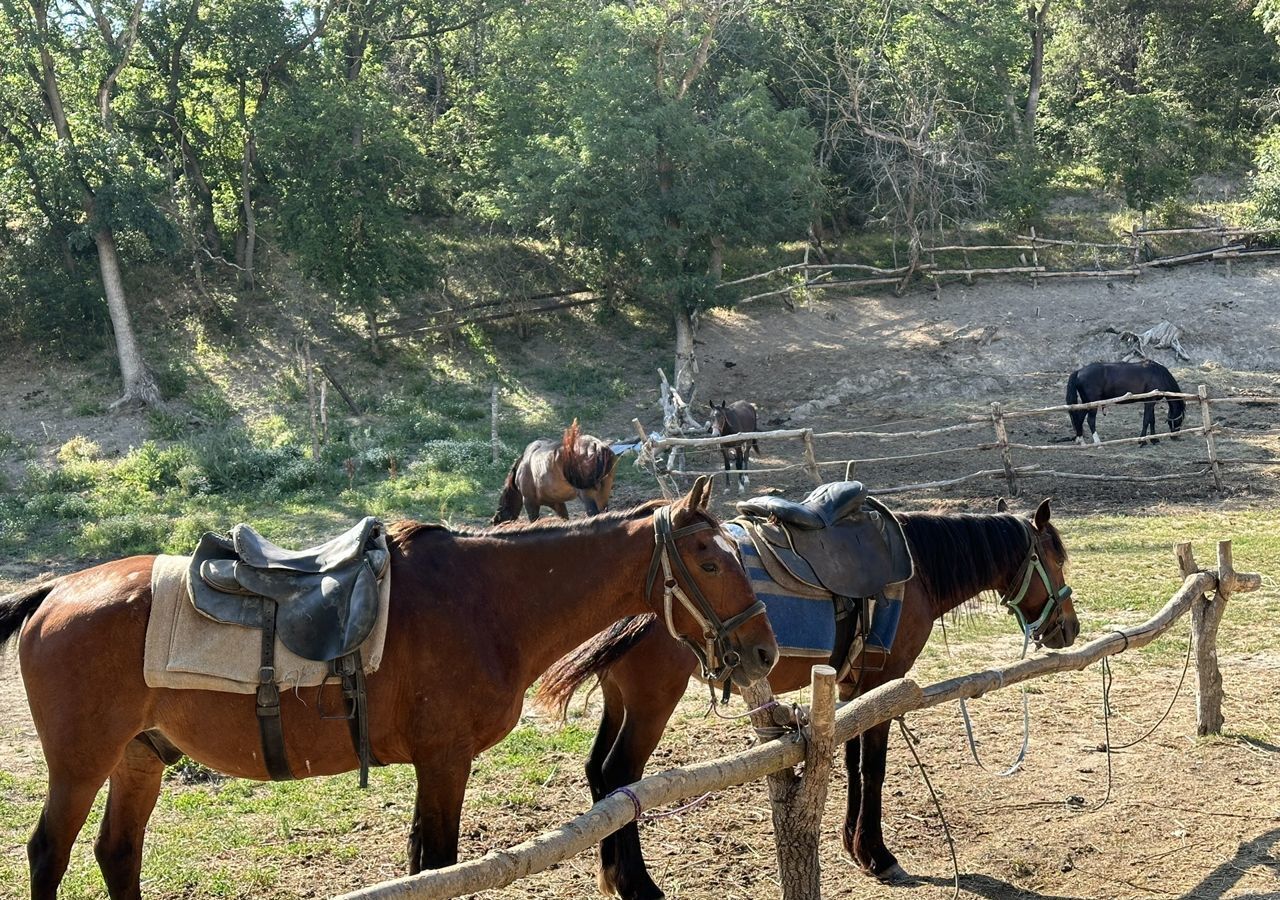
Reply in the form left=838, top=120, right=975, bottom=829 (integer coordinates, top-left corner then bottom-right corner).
left=328, top=652, right=381, bottom=788
left=256, top=600, right=294, bottom=781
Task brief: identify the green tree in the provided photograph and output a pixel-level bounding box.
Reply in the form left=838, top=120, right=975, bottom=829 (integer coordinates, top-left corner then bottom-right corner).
left=475, top=0, right=818, bottom=397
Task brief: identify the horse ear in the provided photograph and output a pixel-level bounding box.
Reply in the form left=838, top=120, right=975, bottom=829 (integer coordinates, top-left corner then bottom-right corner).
left=682, top=475, right=712, bottom=512
left=1033, top=498, right=1052, bottom=530
left=996, top=498, right=1008, bottom=513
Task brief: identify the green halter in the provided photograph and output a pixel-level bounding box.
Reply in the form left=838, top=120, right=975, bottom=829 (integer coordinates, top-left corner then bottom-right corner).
left=1000, top=524, right=1072, bottom=638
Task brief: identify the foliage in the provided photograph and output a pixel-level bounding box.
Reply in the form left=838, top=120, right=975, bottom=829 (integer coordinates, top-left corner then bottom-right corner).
left=1072, top=89, right=1197, bottom=209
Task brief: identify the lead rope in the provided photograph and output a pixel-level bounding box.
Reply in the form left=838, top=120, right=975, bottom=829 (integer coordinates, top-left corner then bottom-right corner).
left=1076, top=623, right=1193, bottom=813
left=957, top=624, right=1033, bottom=776
left=897, top=717, right=961, bottom=900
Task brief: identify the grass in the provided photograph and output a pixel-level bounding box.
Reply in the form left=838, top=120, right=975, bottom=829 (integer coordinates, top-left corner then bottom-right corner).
left=0, top=507, right=1274, bottom=898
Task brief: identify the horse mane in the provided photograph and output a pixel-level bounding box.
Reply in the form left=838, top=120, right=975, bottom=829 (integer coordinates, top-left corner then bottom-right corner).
left=897, top=512, right=1066, bottom=615
left=560, top=420, right=617, bottom=490
left=388, top=497, right=682, bottom=551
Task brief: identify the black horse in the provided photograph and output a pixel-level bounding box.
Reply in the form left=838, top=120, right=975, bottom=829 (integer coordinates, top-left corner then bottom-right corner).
left=709, top=400, right=759, bottom=493
left=1065, top=360, right=1186, bottom=445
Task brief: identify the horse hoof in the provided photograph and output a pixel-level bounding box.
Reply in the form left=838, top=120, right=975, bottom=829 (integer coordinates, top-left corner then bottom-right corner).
left=875, top=863, right=918, bottom=885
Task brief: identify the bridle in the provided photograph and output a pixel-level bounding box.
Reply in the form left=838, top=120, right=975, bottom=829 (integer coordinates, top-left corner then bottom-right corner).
left=645, top=505, right=767, bottom=684
left=1000, top=522, right=1072, bottom=645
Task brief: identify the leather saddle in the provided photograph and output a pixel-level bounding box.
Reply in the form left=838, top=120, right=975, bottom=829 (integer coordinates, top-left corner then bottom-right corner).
left=190, top=516, right=389, bottom=663
left=736, top=481, right=912, bottom=599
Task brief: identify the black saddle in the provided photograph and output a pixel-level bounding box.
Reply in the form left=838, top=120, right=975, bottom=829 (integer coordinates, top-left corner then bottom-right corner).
left=190, top=516, right=388, bottom=663
left=738, top=480, right=868, bottom=530
left=736, top=483, right=912, bottom=600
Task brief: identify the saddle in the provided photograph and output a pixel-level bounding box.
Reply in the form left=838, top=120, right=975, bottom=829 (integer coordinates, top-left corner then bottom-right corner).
left=737, top=482, right=912, bottom=600
left=188, top=517, right=389, bottom=785
left=191, top=516, right=388, bottom=662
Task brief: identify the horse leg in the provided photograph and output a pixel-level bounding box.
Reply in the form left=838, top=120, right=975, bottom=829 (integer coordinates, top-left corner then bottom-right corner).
left=736, top=447, right=750, bottom=494
left=721, top=449, right=733, bottom=491
left=850, top=719, right=902, bottom=879
left=94, top=738, right=165, bottom=900
left=551, top=502, right=571, bottom=518
left=841, top=731, right=863, bottom=861
left=1087, top=409, right=1100, bottom=445
left=524, top=498, right=541, bottom=521
left=28, top=769, right=114, bottom=900
left=1144, top=401, right=1159, bottom=444
left=598, top=687, right=683, bottom=900
left=586, top=678, right=626, bottom=887
left=406, top=753, right=472, bottom=873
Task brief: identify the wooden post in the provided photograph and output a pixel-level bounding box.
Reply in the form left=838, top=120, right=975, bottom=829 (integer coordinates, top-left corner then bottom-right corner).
left=1217, top=216, right=1231, bottom=277
left=991, top=402, right=1019, bottom=496
left=1198, top=385, right=1222, bottom=491
left=1029, top=226, right=1040, bottom=290
left=490, top=386, right=501, bottom=464
left=633, top=418, right=673, bottom=500
left=1190, top=540, right=1262, bottom=736
left=744, top=666, right=837, bottom=900
left=801, top=430, right=822, bottom=486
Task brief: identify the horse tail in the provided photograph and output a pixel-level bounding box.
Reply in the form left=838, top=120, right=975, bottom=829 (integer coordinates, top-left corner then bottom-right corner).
left=0, top=578, right=59, bottom=650
left=491, top=457, right=524, bottom=524
left=1065, top=370, right=1086, bottom=433
left=535, top=614, right=657, bottom=718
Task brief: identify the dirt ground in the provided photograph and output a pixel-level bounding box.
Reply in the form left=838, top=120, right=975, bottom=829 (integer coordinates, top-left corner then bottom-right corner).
left=2, top=262, right=1279, bottom=898
left=651, top=262, right=1280, bottom=517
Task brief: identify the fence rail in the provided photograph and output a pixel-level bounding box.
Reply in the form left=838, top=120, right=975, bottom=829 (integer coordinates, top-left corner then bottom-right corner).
left=335, top=542, right=1260, bottom=900
left=721, top=218, right=1280, bottom=303
left=635, top=388, right=1277, bottom=499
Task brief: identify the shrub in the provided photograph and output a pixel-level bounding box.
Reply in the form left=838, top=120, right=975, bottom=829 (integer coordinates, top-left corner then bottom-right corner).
left=78, top=514, right=171, bottom=557
left=57, top=436, right=101, bottom=464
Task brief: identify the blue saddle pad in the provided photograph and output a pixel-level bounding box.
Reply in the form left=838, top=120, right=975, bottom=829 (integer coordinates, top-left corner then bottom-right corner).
left=727, top=523, right=834, bottom=657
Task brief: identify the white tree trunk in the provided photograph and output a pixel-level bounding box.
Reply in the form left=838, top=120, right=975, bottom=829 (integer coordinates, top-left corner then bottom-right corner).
left=96, top=228, right=160, bottom=408
left=673, top=301, right=698, bottom=400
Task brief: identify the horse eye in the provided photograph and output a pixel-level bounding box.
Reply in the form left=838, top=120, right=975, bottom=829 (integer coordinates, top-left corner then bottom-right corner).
left=700, top=562, right=719, bottom=573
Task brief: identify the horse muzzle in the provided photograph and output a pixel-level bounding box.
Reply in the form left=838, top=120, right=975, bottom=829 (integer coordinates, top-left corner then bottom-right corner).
left=1037, top=610, right=1080, bottom=649
left=726, top=633, right=779, bottom=685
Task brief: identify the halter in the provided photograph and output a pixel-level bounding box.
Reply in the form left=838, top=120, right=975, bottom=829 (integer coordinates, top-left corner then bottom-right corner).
left=645, top=505, right=767, bottom=685
left=1000, top=522, right=1072, bottom=641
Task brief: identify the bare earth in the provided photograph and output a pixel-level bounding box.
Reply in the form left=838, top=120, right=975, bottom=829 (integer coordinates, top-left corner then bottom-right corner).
left=2, top=263, right=1279, bottom=898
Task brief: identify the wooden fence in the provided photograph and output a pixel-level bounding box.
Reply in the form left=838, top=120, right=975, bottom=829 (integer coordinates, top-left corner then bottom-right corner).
left=335, top=541, right=1260, bottom=900
left=723, top=220, right=1280, bottom=303
left=631, top=388, right=1280, bottom=500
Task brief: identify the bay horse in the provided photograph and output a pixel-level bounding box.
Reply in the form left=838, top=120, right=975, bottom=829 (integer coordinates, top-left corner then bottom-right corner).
left=1065, top=360, right=1186, bottom=445
left=538, top=499, right=1079, bottom=899
left=709, top=400, right=759, bottom=494
left=1, top=477, right=777, bottom=900
left=493, top=419, right=618, bottom=523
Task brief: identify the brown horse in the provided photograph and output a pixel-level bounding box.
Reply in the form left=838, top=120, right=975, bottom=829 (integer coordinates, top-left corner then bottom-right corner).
left=493, top=419, right=619, bottom=523
left=538, top=499, right=1079, bottom=899
left=709, top=400, right=759, bottom=494
left=1, top=477, right=777, bottom=900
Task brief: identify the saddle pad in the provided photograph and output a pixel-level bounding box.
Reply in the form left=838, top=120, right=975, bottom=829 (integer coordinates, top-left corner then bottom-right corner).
left=143, top=554, right=391, bottom=694
left=726, top=523, right=834, bottom=658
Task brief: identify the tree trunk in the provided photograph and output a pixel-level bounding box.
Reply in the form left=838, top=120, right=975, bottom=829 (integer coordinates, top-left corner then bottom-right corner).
left=95, top=227, right=160, bottom=407
left=1024, top=2, right=1049, bottom=138
left=673, top=301, right=697, bottom=400
left=240, top=131, right=257, bottom=290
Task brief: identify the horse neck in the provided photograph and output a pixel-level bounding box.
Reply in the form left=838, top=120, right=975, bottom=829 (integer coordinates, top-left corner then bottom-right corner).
left=898, top=513, right=1032, bottom=618
left=473, top=516, right=657, bottom=688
